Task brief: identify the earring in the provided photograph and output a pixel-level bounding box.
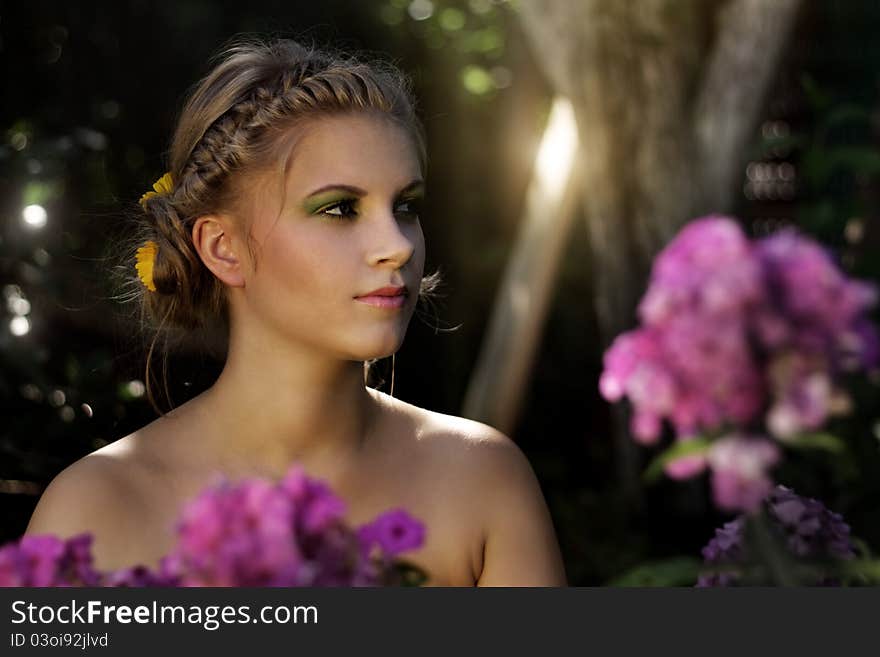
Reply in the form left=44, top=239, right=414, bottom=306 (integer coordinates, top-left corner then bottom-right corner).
left=390, top=352, right=396, bottom=398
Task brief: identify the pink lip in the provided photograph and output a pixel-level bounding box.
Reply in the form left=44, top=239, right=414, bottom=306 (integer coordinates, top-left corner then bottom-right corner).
left=358, top=285, right=407, bottom=297
left=355, top=294, right=407, bottom=309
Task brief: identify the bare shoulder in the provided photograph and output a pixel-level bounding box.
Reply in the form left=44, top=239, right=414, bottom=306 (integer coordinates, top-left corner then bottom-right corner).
left=405, top=403, right=567, bottom=586
left=24, top=439, right=149, bottom=570
left=374, top=389, right=522, bottom=470
left=415, top=403, right=536, bottom=483
left=373, top=390, right=536, bottom=491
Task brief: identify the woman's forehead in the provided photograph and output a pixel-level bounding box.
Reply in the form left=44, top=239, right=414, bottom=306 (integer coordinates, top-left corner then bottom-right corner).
left=284, top=113, right=421, bottom=192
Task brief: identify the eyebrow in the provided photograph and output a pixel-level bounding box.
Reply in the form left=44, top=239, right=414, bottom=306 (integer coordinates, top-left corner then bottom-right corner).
left=305, top=179, right=425, bottom=198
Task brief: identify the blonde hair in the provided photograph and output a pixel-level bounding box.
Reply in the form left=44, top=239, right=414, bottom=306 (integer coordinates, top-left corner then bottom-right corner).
left=117, top=37, right=441, bottom=413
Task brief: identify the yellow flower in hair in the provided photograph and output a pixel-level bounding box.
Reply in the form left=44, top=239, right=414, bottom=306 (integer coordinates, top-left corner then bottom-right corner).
left=139, top=172, right=174, bottom=209
left=135, top=240, right=158, bottom=292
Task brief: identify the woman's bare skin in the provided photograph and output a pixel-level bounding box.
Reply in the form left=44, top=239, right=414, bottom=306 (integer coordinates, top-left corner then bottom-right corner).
left=26, top=387, right=566, bottom=586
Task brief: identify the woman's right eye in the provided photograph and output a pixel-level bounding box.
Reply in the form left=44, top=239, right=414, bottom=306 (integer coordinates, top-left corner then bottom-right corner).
left=319, top=199, right=358, bottom=220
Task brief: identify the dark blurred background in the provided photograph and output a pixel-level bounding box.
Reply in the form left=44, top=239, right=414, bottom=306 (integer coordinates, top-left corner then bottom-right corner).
left=2, top=0, right=879, bottom=585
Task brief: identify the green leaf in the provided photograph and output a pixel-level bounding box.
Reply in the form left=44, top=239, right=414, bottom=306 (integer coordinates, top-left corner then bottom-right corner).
left=642, top=436, right=711, bottom=484
left=757, top=134, right=806, bottom=158
left=833, top=558, right=880, bottom=584
left=851, top=536, right=874, bottom=560
left=389, top=560, right=430, bottom=587
left=800, top=74, right=831, bottom=112
left=745, top=510, right=798, bottom=586
left=784, top=432, right=846, bottom=454
left=607, top=557, right=702, bottom=587
left=828, top=147, right=880, bottom=176
left=821, top=103, right=871, bottom=131
left=802, top=148, right=829, bottom=185
left=807, top=146, right=880, bottom=186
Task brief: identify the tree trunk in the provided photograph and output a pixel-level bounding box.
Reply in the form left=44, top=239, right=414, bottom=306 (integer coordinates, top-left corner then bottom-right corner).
left=463, top=98, right=582, bottom=433
left=465, top=0, right=802, bottom=500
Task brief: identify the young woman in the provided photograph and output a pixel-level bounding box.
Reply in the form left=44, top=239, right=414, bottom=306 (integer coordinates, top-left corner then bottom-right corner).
left=25, top=38, right=567, bottom=586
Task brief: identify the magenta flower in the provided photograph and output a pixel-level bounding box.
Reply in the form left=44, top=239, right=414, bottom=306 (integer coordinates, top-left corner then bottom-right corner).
left=599, top=215, right=878, bottom=512
left=168, top=477, right=306, bottom=586
left=663, top=453, right=708, bottom=480
left=637, top=215, right=763, bottom=324
left=706, top=435, right=780, bottom=513
left=300, top=483, right=348, bottom=536
left=22, top=535, right=67, bottom=586
left=156, top=467, right=426, bottom=586
left=2, top=465, right=427, bottom=588
left=0, top=534, right=101, bottom=587
left=756, top=230, right=877, bottom=351
left=600, top=328, right=675, bottom=444
left=600, top=315, right=763, bottom=443
left=765, top=354, right=839, bottom=439
left=357, top=509, right=426, bottom=559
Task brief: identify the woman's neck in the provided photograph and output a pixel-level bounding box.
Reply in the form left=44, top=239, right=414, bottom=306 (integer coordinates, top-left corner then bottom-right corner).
left=174, top=328, right=383, bottom=480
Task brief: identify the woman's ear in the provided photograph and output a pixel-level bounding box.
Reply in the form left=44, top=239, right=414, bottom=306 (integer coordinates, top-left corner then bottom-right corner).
left=191, top=215, right=246, bottom=288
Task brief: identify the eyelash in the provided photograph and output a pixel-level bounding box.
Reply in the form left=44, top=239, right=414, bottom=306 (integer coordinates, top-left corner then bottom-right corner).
left=318, top=198, right=422, bottom=222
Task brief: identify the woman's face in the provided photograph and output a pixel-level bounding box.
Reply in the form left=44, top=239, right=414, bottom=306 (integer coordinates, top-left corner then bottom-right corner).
left=237, top=112, right=426, bottom=361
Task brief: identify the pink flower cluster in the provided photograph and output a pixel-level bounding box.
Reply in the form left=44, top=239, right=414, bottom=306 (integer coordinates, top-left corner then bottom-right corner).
left=1, top=465, right=426, bottom=587
left=0, top=534, right=101, bottom=587
left=599, top=215, right=878, bottom=512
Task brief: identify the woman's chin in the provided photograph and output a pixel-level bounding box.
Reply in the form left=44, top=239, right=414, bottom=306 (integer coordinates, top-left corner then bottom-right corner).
left=361, top=346, right=402, bottom=361
left=356, top=336, right=406, bottom=361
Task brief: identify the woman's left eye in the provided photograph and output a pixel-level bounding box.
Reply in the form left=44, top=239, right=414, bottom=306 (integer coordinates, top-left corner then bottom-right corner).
left=395, top=198, right=422, bottom=220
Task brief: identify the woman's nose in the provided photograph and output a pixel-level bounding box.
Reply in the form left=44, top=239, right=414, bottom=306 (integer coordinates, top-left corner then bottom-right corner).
left=366, top=210, right=418, bottom=268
